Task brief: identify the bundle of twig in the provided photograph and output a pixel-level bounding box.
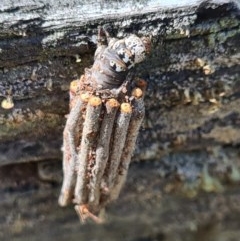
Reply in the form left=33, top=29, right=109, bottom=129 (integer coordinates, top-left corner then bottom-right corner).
left=58, top=26, right=150, bottom=223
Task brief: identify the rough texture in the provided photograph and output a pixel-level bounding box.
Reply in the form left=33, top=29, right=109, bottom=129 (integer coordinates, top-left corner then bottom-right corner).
left=0, top=0, right=240, bottom=240
left=0, top=0, right=240, bottom=166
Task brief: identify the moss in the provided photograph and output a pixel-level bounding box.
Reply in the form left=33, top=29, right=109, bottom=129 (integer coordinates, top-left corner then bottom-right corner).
left=216, top=28, right=240, bottom=44
left=207, top=33, right=217, bottom=48
left=227, top=165, right=240, bottom=183
left=219, top=18, right=240, bottom=29
left=200, top=165, right=224, bottom=193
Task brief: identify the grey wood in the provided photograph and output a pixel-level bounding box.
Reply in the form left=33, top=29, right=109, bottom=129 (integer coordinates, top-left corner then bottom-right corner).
left=0, top=0, right=239, bottom=166
left=0, top=0, right=240, bottom=240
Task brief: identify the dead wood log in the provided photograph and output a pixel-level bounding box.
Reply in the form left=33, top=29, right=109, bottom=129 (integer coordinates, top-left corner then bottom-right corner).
left=0, top=0, right=240, bottom=240
left=0, top=0, right=239, bottom=169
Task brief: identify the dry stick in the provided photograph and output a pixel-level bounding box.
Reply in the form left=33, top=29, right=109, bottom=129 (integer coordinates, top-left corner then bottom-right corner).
left=69, top=81, right=88, bottom=148
left=88, top=99, right=120, bottom=208
left=105, top=102, right=132, bottom=191
left=110, top=88, right=145, bottom=201
left=74, top=205, right=103, bottom=224
left=74, top=96, right=102, bottom=205
left=58, top=92, right=90, bottom=207
left=69, top=79, right=79, bottom=109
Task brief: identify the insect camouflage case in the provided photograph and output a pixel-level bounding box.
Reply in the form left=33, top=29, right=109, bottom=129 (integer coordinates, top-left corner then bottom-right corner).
left=58, top=26, right=151, bottom=223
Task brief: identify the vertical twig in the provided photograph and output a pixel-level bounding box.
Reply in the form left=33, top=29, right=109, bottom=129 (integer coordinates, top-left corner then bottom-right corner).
left=88, top=98, right=120, bottom=208
left=110, top=88, right=145, bottom=201
left=74, top=96, right=102, bottom=205
left=104, top=102, right=132, bottom=190
left=58, top=92, right=89, bottom=206
left=69, top=79, right=79, bottom=110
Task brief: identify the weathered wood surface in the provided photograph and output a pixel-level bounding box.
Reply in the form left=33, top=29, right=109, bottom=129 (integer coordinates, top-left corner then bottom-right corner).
left=0, top=0, right=239, bottom=166
left=0, top=0, right=240, bottom=240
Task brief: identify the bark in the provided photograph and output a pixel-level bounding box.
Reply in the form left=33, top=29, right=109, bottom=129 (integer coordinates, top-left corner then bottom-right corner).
left=0, top=0, right=240, bottom=240
left=0, top=0, right=239, bottom=166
